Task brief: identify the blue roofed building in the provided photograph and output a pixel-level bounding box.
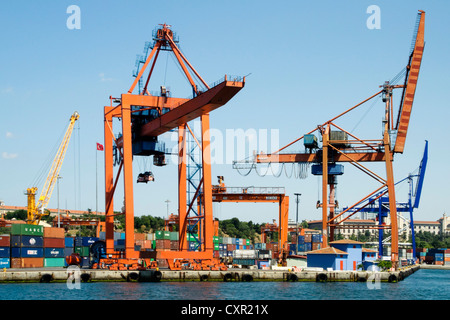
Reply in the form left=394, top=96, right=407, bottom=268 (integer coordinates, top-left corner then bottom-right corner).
left=307, top=239, right=369, bottom=271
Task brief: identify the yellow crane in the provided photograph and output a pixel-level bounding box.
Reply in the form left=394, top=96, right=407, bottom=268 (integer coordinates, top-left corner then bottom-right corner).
left=26, top=111, right=80, bottom=225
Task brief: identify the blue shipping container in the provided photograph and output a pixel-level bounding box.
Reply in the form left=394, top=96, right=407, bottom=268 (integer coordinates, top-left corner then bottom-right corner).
left=10, top=235, right=44, bottom=248
left=45, top=248, right=65, bottom=258
left=0, top=258, right=10, bottom=268
left=11, top=247, right=44, bottom=258
left=75, top=237, right=99, bottom=247
left=64, top=247, right=74, bottom=256
left=0, top=247, right=10, bottom=258
left=65, top=237, right=74, bottom=248
left=297, top=236, right=305, bottom=244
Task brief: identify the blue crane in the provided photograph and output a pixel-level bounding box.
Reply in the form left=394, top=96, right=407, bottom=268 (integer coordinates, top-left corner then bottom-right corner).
left=343, top=141, right=428, bottom=259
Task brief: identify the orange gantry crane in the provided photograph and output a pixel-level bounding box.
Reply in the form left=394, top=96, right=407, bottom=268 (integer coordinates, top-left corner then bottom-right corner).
left=234, top=11, right=425, bottom=270
left=211, top=176, right=289, bottom=261
left=103, top=24, right=245, bottom=268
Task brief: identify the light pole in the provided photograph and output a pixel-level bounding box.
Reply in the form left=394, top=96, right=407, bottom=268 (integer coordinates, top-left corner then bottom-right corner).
left=165, top=200, right=170, bottom=218
left=294, top=193, right=301, bottom=255
left=57, top=175, right=63, bottom=228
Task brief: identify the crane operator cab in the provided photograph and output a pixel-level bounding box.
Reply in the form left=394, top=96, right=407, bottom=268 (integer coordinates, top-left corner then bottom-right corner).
left=137, top=171, right=155, bottom=183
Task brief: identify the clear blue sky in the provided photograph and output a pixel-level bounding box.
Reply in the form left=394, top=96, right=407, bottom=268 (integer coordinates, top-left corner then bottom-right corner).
left=1, top=1, right=449, bottom=224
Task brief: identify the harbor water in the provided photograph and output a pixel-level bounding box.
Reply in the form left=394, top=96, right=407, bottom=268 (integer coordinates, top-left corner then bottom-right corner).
left=0, top=268, right=448, bottom=300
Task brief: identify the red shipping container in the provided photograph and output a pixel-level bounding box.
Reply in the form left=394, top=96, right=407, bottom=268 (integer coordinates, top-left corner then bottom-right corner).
left=135, top=233, right=146, bottom=241
left=170, top=240, right=179, bottom=250
left=44, top=227, right=65, bottom=238
left=44, top=237, right=65, bottom=248
left=11, top=257, right=44, bottom=268
left=155, top=239, right=171, bottom=250
left=0, top=235, right=10, bottom=247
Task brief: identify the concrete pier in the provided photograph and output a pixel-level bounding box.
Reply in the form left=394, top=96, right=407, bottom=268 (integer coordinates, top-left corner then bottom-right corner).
left=0, top=265, right=420, bottom=283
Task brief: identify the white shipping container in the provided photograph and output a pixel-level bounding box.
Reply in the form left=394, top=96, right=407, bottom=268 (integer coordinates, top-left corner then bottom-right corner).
left=147, top=233, right=155, bottom=241
left=233, top=249, right=258, bottom=259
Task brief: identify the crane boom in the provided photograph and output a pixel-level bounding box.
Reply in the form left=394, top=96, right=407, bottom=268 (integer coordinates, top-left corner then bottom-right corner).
left=26, top=111, right=80, bottom=225
left=394, top=11, right=425, bottom=153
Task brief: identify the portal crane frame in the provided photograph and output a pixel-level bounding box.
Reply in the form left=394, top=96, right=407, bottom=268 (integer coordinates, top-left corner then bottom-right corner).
left=238, top=11, right=425, bottom=270
left=103, top=24, right=244, bottom=266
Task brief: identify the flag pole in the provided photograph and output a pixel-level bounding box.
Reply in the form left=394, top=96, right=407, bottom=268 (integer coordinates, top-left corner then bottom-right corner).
left=96, top=142, right=98, bottom=215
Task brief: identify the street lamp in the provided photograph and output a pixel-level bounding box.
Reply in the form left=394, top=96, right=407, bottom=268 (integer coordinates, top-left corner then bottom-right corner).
left=165, top=200, right=170, bottom=218
left=294, top=193, right=301, bottom=255
left=57, top=175, right=63, bottom=228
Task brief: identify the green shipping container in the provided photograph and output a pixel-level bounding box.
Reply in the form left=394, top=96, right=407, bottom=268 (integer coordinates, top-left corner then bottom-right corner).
left=156, top=231, right=171, bottom=240
left=213, top=236, right=219, bottom=244
left=44, top=258, right=65, bottom=267
left=169, top=232, right=179, bottom=241
left=246, top=239, right=250, bottom=245
left=214, top=244, right=220, bottom=251
left=11, top=224, right=43, bottom=236
left=74, top=246, right=90, bottom=257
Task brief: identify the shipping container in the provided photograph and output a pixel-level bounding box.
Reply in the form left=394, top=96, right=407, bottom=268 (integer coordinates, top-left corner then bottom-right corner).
left=134, top=233, right=146, bottom=241
left=11, top=257, right=44, bottom=268
left=65, top=237, right=74, bottom=248
left=233, top=258, right=256, bottom=266
left=155, top=239, right=171, bottom=250
left=254, top=243, right=266, bottom=250
left=0, top=247, right=10, bottom=258
left=44, top=248, right=65, bottom=258
left=155, top=231, right=171, bottom=240
left=11, top=247, right=44, bottom=258
left=11, top=224, right=43, bottom=236
left=44, top=227, right=65, bottom=238
left=0, top=258, right=10, bottom=268
left=44, top=238, right=65, bottom=248
left=44, top=257, right=65, bottom=267
left=0, top=235, right=10, bottom=247
left=74, top=237, right=99, bottom=247
left=64, top=247, right=74, bottom=257
left=170, top=240, right=179, bottom=251
left=10, top=235, right=44, bottom=248
left=80, top=256, right=90, bottom=268
left=74, top=246, right=90, bottom=257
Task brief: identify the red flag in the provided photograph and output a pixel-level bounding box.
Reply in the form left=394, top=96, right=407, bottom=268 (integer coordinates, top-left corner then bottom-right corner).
left=96, top=143, right=104, bottom=151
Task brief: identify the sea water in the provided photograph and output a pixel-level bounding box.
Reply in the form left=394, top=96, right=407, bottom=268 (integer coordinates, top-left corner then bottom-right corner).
left=0, top=268, right=448, bottom=301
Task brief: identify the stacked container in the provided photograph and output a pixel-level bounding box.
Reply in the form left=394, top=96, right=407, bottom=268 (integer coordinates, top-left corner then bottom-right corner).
left=75, top=236, right=98, bottom=267
left=10, top=224, right=44, bottom=268
left=43, top=227, right=66, bottom=267
left=64, top=236, right=74, bottom=266
left=0, top=234, right=11, bottom=268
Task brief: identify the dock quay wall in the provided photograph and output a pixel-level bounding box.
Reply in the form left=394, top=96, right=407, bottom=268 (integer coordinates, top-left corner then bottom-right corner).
left=0, top=265, right=420, bottom=283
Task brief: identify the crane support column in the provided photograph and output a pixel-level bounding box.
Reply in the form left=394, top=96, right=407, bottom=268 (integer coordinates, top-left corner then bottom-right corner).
left=178, top=124, right=188, bottom=251
left=104, top=106, right=116, bottom=255
left=384, top=133, right=399, bottom=269
left=322, top=126, right=329, bottom=247
left=201, top=114, right=214, bottom=253
left=121, top=95, right=139, bottom=259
